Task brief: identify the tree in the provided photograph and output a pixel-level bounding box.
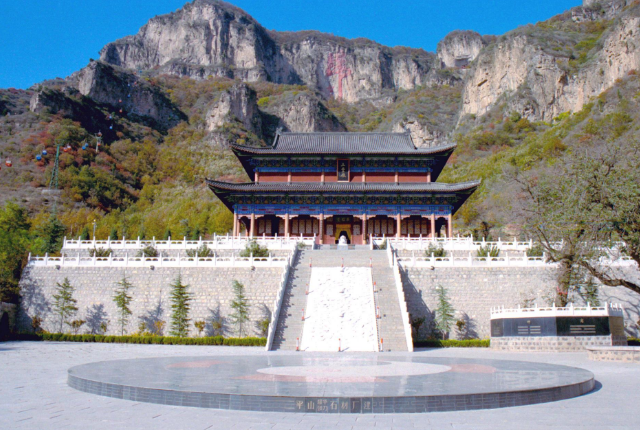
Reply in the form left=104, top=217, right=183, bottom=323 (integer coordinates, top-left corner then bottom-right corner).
left=239, top=240, right=269, bottom=258
left=169, top=275, right=192, bottom=337
left=163, top=228, right=172, bottom=240
left=79, top=226, right=90, bottom=241
left=0, top=202, right=30, bottom=304
left=434, top=286, right=455, bottom=340
left=109, top=227, right=119, bottom=240
left=52, top=278, right=78, bottom=333
left=194, top=320, right=206, bottom=337
left=113, top=276, right=134, bottom=335
left=510, top=138, right=640, bottom=303
left=34, top=214, right=66, bottom=255
left=229, top=280, right=250, bottom=337
left=68, top=319, right=86, bottom=335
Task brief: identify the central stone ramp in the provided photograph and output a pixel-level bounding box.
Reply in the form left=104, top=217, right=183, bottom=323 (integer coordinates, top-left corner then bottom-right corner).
left=271, top=249, right=410, bottom=352
left=300, top=267, right=377, bottom=352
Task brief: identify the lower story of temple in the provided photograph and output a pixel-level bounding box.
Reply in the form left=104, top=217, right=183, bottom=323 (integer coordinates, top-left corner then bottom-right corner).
left=233, top=211, right=453, bottom=245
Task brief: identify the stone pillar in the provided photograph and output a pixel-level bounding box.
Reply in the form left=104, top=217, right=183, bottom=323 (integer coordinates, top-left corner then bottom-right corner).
left=362, top=214, right=367, bottom=243
left=396, top=213, right=401, bottom=238
left=430, top=214, right=436, bottom=238
left=319, top=213, right=324, bottom=244
left=284, top=213, right=290, bottom=238
left=250, top=212, right=256, bottom=237
left=233, top=211, right=238, bottom=237
left=447, top=214, right=453, bottom=238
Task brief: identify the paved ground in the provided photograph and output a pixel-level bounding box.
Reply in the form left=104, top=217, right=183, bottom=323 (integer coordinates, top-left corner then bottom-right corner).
left=1, top=341, right=639, bottom=429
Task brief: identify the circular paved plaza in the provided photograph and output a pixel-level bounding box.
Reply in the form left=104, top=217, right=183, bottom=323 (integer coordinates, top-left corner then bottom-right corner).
left=68, top=355, right=594, bottom=413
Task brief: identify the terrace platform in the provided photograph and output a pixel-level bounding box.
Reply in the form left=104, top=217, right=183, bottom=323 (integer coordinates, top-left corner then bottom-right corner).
left=68, top=354, right=594, bottom=414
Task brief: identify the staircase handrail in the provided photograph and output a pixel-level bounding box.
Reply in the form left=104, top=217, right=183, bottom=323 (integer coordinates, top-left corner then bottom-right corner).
left=388, top=242, right=414, bottom=351
left=265, top=248, right=298, bottom=351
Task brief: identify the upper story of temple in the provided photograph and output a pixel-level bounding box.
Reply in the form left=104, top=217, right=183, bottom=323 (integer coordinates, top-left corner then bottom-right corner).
left=231, top=131, right=455, bottom=184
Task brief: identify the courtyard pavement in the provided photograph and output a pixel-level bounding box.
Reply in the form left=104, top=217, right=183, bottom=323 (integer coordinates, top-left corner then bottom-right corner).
left=1, top=341, right=639, bottom=430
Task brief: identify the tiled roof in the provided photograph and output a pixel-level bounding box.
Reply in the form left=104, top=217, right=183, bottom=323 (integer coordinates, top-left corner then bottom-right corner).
left=206, top=179, right=481, bottom=193
left=230, top=132, right=457, bottom=155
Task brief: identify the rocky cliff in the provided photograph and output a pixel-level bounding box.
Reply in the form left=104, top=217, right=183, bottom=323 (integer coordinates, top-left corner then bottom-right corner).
left=99, top=0, right=448, bottom=103
left=437, top=30, right=487, bottom=69
left=460, top=0, right=640, bottom=121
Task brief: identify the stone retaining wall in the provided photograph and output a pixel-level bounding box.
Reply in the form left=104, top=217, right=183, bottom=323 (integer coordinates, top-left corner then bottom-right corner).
left=400, top=266, right=640, bottom=339
left=0, top=302, right=17, bottom=339
left=587, top=346, right=640, bottom=362
left=491, top=336, right=627, bottom=352
left=18, top=265, right=284, bottom=337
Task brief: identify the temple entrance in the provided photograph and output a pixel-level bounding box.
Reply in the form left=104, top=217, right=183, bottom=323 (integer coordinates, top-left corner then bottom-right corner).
left=335, top=224, right=352, bottom=244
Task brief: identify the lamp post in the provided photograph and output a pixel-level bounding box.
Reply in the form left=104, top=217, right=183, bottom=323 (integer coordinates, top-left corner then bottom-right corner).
left=93, top=219, right=97, bottom=240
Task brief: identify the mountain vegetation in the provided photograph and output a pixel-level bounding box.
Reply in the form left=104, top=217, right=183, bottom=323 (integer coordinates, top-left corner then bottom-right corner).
left=1, top=0, right=640, bottom=304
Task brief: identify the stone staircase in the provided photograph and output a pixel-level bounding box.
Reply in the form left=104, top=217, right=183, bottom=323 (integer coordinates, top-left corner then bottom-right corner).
left=270, top=249, right=411, bottom=351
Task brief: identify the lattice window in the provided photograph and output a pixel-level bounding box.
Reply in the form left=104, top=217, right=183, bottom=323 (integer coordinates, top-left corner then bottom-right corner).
left=279, top=219, right=285, bottom=233
left=353, top=224, right=361, bottom=236
left=266, top=220, right=272, bottom=234
left=327, top=224, right=334, bottom=236
left=292, top=220, right=299, bottom=235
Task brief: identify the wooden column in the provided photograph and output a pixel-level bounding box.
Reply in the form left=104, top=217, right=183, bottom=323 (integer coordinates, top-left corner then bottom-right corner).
left=233, top=211, right=238, bottom=237
left=430, top=214, right=436, bottom=238
left=447, top=214, right=453, bottom=238
left=362, top=214, right=367, bottom=243
left=427, top=171, right=431, bottom=183
left=250, top=213, right=256, bottom=237
left=319, top=213, right=324, bottom=244
left=395, top=170, right=399, bottom=183
left=284, top=213, right=290, bottom=238
left=255, top=171, right=260, bottom=183
left=288, top=171, right=292, bottom=183
left=396, top=213, right=401, bottom=238
left=321, top=170, right=325, bottom=183
left=362, top=170, right=366, bottom=182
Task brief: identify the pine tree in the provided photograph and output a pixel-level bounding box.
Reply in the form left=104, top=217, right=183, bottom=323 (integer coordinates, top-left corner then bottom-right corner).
left=52, top=278, right=78, bottom=333
left=113, top=276, right=134, bottom=335
left=169, top=275, right=192, bottom=337
left=163, top=228, right=172, bottom=240
left=109, top=227, right=119, bottom=241
left=230, top=280, right=250, bottom=337
left=435, top=285, right=455, bottom=340
left=79, top=226, right=90, bottom=241
left=37, top=214, right=66, bottom=254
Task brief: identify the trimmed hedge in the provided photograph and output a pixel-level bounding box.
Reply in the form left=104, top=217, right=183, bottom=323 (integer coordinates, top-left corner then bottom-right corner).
left=628, top=338, right=640, bottom=346
left=9, top=333, right=266, bottom=346
left=413, top=339, right=490, bottom=348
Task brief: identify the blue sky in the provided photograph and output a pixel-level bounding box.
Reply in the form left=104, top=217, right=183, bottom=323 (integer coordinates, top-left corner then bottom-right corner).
left=0, top=0, right=580, bottom=89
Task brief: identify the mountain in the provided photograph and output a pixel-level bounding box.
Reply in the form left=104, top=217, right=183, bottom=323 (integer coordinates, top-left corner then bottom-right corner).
left=0, top=0, right=638, bottom=241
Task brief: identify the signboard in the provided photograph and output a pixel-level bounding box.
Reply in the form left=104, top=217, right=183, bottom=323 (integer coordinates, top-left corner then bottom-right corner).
left=337, top=159, right=349, bottom=182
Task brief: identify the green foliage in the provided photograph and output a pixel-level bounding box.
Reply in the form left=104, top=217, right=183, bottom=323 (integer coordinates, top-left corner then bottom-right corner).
left=52, top=278, right=78, bottom=333
left=79, top=226, right=90, bottom=241
left=425, top=243, right=447, bottom=257
left=67, top=319, right=86, bottom=335
left=33, top=214, right=66, bottom=255
left=194, top=320, right=206, bottom=336
left=185, top=244, right=213, bottom=258
left=434, top=286, right=455, bottom=340
left=169, top=275, right=192, bottom=337
left=0, top=202, right=30, bottom=303
left=230, top=280, right=250, bottom=337
left=109, top=227, right=119, bottom=240
left=91, top=247, right=112, bottom=257
left=137, top=245, right=159, bottom=257
left=410, top=316, right=426, bottom=338
left=163, top=228, right=172, bottom=240
left=10, top=332, right=267, bottom=346
left=476, top=245, right=500, bottom=258
left=526, top=244, right=544, bottom=257
left=414, top=339, right=490, bottom=348
left=113, top=276, right=134, bottom=336
left=239, top=240, right=269, bottom=258
left=258, top=317, right=270, bottom=337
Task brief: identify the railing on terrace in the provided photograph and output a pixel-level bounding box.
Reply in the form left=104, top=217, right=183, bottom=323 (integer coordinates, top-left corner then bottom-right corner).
left=265, top=249, right=297, bottom=351
left=62, top=234, right=316, bottom=251
left=490, top=302, right=624, bottom=319
left=27, top=252, right=291, bottom=268
left=396, top=253, right=637, bottom=268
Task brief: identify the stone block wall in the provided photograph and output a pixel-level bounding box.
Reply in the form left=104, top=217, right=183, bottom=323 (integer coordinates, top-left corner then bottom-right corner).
left=18, top=265, right=285, bottom=337
left=400, top=266, right=640, bottom=339
left=491, top=336, right=627, bottom=352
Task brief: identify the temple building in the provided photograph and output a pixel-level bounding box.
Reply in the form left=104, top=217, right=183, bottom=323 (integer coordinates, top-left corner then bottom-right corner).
left=207, top=132, right=479, bottom=245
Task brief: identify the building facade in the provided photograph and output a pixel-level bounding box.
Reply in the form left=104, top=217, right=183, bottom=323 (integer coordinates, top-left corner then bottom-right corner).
left=208, top=132, right=479, bottom=245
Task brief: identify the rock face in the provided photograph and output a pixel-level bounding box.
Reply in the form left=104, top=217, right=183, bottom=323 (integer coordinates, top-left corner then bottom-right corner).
left=261, top=92, right=346, bottom=134
left=72, top=61, right=185, bottom=131
left=461, top=4, right=640, bottom=121
left=206, top=83, right=262, bottom=133
left=392, top=118, right=446, bottom=148
left=437, top=30, right=486, bottom=68
left=99, top=0, right=442, bottom=103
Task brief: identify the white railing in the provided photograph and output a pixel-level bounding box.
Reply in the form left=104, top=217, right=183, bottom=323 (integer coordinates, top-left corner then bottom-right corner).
left=62, top=234, right=316, bottom=252
left=387, top=243, right=414, bottom=352
left=265, top=249, right=297, bottom=351
left=370, top=262, right=382, bottom=352
left=397, top=254, right=637, bottom=268
left=373, top=235, right=535, bottom=252
left=490, top=302, right=625, bottom=319
left=28, top=252, right=291, bottom=268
